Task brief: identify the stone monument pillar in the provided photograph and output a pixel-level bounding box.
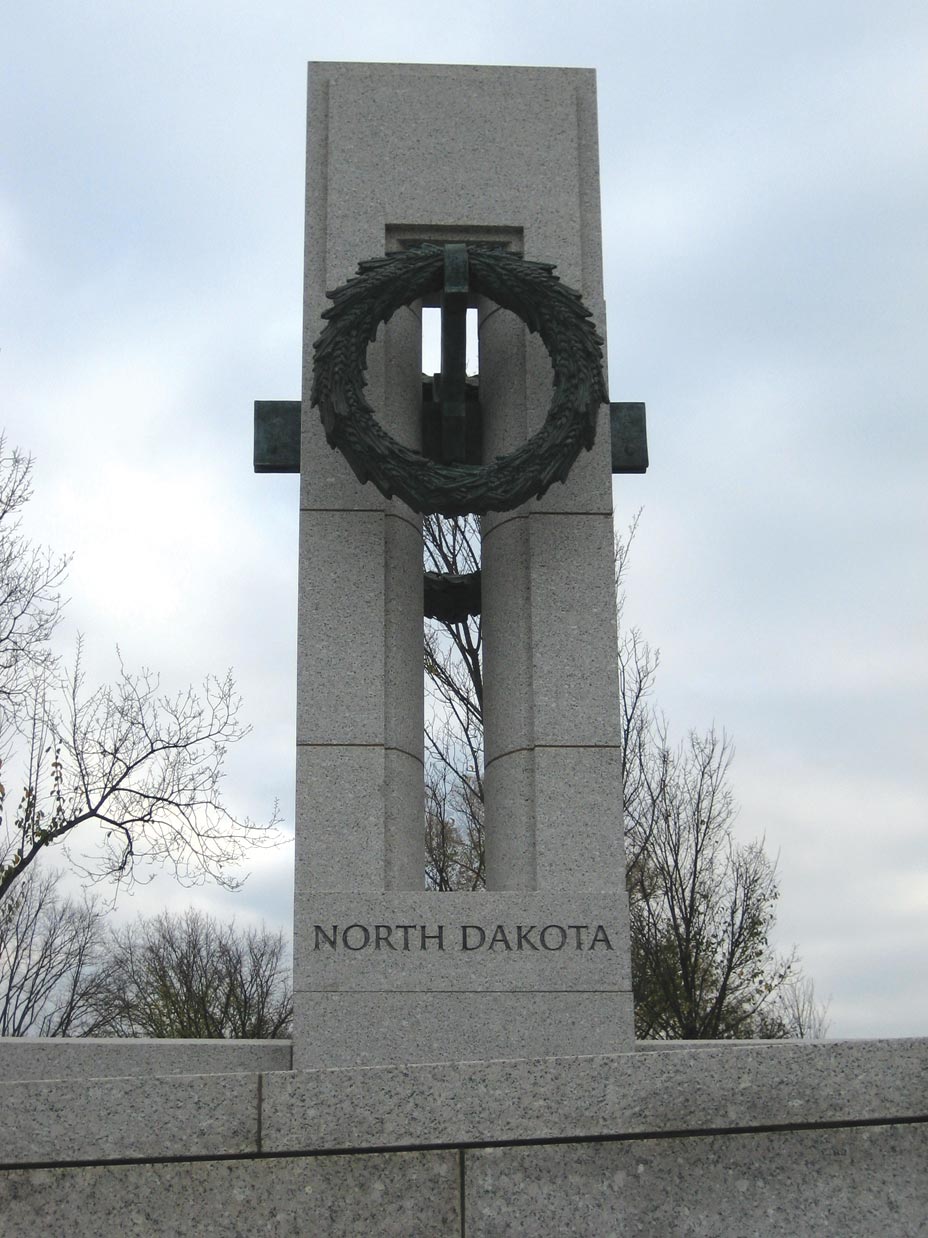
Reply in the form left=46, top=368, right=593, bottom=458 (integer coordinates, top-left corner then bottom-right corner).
left=293, top=62, right=633, bottom=1069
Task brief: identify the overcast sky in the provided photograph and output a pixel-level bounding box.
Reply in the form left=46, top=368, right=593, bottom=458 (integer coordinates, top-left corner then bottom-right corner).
left=2, top=1, right=925, bottom=1038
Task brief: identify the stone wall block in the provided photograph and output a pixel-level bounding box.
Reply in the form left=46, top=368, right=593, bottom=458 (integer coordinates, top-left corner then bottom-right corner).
left=287, top=991, right=634, bottom=1073
left=272, top=1038, right=928, bottom=1154
left=296, top=510, right=385, bottom=746
left=294, top=745, right=388, bottom=892
left=481, top=515, right=534, bottom=762
left=382, top=512, right=424, bottom=762
left=0, top=1038, right=289, bottom=1081
left=527, top=512, right=622, bottom=748
left=383, top=745, right=425, bottom=892
left=533, top=746, right=625, bottom=891
left=0, top=1074, right=259, bottom=1165
left=464, top=1125, right=928, bottom=1238
left=483, top=748, right=536, bottom=890
left=0, top=1151, right=460, bottom=1238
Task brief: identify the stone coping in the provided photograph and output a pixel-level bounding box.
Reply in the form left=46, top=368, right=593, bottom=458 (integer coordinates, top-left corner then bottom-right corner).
left=0, top=1034, right=802, bottom=1083
left=0, top=1037, right=291, bottom=1080
left=0, top=1039, right=925, bottom=1168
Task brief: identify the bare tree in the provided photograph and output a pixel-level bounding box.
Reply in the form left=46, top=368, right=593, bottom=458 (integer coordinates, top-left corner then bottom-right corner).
left=768, top=974, right=831, bottom=1039
left=425, top=755, right=484, bottom=891
left=0, top=438, right=68, bottom=735
left=614, top=522, right=818, bottom=1038
left=0, top=649, right=279, bottom=902
left=626, top=725, right=797, bottom=1039
left=0, top=866, right=107, bottom=1036
left=0, top=882, right=295, bottom=1040
left=0, top=440, right=280, bottom=905
left=90, top=908, right=292, bottom=1039
left=424, top=513, right=485, bottom=891
left=423, top=513, right=483, bottom=784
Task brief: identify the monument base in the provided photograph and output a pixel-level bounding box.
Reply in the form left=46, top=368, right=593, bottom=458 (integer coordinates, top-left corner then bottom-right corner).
left=292, top=890, right=634, bottom=1068
left=1, top=1038, right=925, bottom=1235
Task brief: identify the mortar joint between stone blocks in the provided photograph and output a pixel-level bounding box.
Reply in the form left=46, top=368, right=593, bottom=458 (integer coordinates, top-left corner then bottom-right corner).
left=484, top=741, right=623, bottom=770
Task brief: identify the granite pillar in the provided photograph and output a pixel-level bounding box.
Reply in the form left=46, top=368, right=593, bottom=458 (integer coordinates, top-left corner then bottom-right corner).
left=294, top=62, right=633, bottom=1068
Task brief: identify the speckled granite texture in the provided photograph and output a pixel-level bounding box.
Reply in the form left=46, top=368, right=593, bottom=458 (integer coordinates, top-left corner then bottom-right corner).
left=465, top=1123, right=928, bottom=1238
left=0, top=1150, right=461, bottom=1238
left=0, top=1072, right=260, bottom=1164
left=2, top=1039, right=925, bottom=1166
left=0, top=1120, right=924, bottom=1236
left=0, top=1036, right=289, bottom=1080
left=263, top=1037, right=928, bottom=1154
left=291, top=60, right=634, bottom=1074
left=0, top=1041, right=925, bottom=1234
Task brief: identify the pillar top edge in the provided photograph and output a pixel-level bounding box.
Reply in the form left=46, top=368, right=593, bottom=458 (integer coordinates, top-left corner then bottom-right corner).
left=307, top=61, right=597, bottom=78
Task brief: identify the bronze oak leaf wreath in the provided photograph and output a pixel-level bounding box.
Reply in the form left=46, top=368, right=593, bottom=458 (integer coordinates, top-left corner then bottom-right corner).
left=310, top=244, right=608, bottom=516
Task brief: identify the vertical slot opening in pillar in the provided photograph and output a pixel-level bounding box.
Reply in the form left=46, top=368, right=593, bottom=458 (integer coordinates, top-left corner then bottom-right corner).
left=421, top=307, right=479, bottom=378
left=423, top=305, right=485, bottom=892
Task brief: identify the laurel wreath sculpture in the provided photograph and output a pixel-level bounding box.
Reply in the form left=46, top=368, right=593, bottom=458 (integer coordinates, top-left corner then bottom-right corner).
left=311, top=244, right=607, bottom=516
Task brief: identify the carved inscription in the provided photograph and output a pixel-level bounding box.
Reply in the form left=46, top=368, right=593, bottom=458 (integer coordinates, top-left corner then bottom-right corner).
left=313, top=924, right=614, bottom=952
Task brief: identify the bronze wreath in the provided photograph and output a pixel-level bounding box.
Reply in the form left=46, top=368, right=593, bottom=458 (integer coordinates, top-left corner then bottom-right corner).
left=311, top=244, right=607, bottom=516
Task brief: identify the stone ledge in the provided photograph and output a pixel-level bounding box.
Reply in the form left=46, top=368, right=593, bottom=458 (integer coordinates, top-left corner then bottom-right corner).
left=0, top=1149, right=461, bottom=1238
left=464, top=1123, right=928, bottom=1238
left=0, top=1037, right=291, bottom=1080
left=0, top=1072, right=260, bottom=1165
left=1, top=1122, right=922, bottom=1237
left=263, top=1037, right=928, bottom=1154
left=1, top=1038, right=923, bottom=1168
left=291, top=991, right=635, bottom=1070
